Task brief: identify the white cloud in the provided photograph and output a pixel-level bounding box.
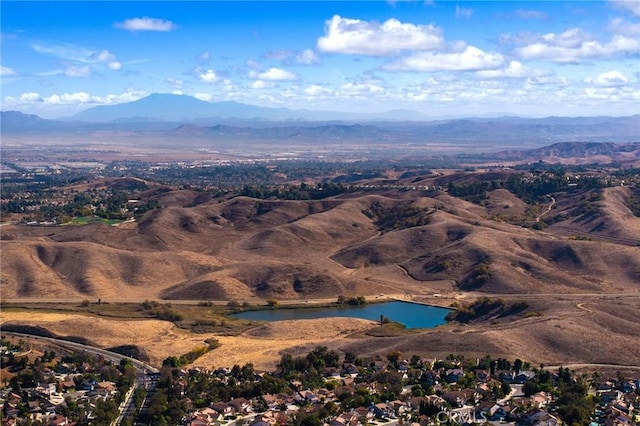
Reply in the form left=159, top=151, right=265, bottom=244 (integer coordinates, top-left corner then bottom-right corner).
left=221, top=79, right=235, bottom=93
left=304, top=84, right=332, bottom=96
left=107, top=61, right=122, bottom=70
left=583, top=85, right=640, bottom=102
left=340, top=82, right=385, bottom=94
left=92, top=50, right=116, bottom=62
left=476, top=61, right=548, bottom=79
left=101, top=89, right=147, bottom=105
left=64, top=65, right=90, bottom=77
left=31, top=42, right=94, bottom=63
left=455, top=5, right=473, bottom=19
left=1, top=66, right=17, bottom=76
left=3, top=92, right=43, bottom=106
left=249, top=67, right=297, bottom=81
left=115, top=17, right=176, bottom=32
left=586, top=70, right=629, bottom=87
left=296, top=49, right=320, bottom=65
left=45, top=92, right=93, bottom=105
left=194, top=93, right=213, bottom=101
left=609, top=17, right=640, bottom=36
left=515, top=28, right=640, bottom=63
left=199, top=69, right=220, bottom=83
left=317, top=15, right=443, bottom=56
left=610, top=0, right=640, bottom=17
left=250, top=80, right=275, bottom=89
left=2, top=89, right=148, bottom=111
left=385, top=46, right=503, bottom=72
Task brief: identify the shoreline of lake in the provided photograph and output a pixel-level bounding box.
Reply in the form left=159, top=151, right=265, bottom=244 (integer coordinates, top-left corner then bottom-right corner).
left=230, top=300, right=451, bottom=329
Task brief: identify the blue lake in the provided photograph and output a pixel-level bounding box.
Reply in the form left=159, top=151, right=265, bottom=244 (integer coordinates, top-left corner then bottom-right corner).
left=231, top=301, right=450, bottom=329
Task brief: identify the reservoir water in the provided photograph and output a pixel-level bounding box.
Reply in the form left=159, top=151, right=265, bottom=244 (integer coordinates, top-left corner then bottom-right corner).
left=231, top=301, right=450, bottom=329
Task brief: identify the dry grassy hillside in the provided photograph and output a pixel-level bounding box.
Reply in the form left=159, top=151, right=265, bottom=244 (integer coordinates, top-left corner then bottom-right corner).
left=2, top=180, right=639, bottom=300
left=547, top=186, right=640, bottom=245
left=2, top=169, right=639, bottom=368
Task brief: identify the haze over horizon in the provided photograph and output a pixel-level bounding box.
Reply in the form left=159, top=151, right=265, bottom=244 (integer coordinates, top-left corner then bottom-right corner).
left=1, top=1, right=639, bottom=119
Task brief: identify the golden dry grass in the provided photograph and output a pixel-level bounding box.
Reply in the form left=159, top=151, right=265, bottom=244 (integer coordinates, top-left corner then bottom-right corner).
left=2, top=177, right=639, bottom=368
left=0, top=311, right=375, bottom=369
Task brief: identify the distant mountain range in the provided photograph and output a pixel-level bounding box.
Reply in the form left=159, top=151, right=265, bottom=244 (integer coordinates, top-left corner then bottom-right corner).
left=492, top=141, right=640, bottom=160
left=70, top=93, right=429, bottom=122
left=2, top=93, right=639, bottom=146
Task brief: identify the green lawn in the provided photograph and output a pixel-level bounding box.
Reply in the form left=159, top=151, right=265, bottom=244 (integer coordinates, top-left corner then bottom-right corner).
left=65, top=216, right=125, bottom=226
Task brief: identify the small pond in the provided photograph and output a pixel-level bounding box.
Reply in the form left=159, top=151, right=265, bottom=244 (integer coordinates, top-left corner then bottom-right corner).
left=231, top=301, right=450, bottom=329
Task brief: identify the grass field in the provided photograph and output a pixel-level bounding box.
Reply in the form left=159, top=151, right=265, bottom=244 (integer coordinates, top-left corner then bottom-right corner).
left=65, top=216, right=125, bottom=226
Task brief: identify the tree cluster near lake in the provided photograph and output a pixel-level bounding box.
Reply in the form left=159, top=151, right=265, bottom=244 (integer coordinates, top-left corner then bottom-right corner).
left=446, top=297, right=530, bottom=323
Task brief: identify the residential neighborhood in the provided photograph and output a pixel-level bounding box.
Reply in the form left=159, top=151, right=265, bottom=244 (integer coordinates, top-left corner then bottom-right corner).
left=1, top=338, right=142, bottom=425
left=2, top=337, right=639, bottom=426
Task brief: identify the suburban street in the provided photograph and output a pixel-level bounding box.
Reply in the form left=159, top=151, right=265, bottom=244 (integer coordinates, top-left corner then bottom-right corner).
left=2, top=331, right=159, bottom=425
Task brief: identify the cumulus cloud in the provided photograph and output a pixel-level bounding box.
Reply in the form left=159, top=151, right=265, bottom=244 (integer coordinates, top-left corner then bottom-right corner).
left=1, top=65, right=17, bottom=76
left=385, top=46, right=503, bottom=72
left=221, top=79, right=235, bottom=94
left=317, top=15, right=443, bottom=56
left=304, top=84, right=332, bottom=96
left=476, top=61, right=548, bottom=79
left=515, top=28, right=640, bottom=63
left=2, top=89, right=146, bottom=108
left=45, top=92, right=93, bottom=105
left=455, top=5, right=473, bottom=19
left=3, top=92, right=43, bottom=106
left=586, top=70, right=629, bottom=87
left=249, top=67, right=297, bottom=81
left=609, top=17, right=640, bottom=36
left=250, top=80, right=275, bottom=89
left=296, top=49, right=320, bottom=65
left=91, top=51, right=122, bottom=71
left=92, top=50, right=116, bottom=62
left=64, top=65, right=90, bottom=77
left=115, top=17, right=176, bottom=32
left=610, top=0, right=640, bottom=17
left=340, top=82, right=385, bottom=94
left=198, top=69, right=220, bottom=83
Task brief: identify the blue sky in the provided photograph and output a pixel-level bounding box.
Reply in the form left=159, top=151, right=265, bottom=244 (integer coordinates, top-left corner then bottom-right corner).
left=1, top=1, right=639, bottom=118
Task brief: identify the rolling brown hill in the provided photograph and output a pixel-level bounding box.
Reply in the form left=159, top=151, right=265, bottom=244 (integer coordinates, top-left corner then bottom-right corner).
left=2, top=168, right=639, bottom=368
left=2, top=179, right=639, bottom=300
